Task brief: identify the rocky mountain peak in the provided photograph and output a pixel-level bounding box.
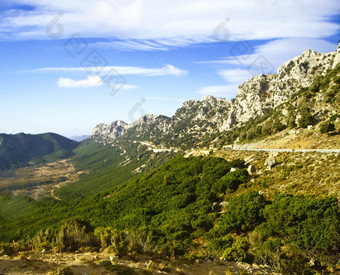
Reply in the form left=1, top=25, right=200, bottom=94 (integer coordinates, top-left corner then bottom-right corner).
left=91, top=44, right=339, bottom=148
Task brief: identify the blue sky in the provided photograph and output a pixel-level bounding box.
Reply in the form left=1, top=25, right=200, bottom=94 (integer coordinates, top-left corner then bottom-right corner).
left=0, top=0, right=339, bottom=137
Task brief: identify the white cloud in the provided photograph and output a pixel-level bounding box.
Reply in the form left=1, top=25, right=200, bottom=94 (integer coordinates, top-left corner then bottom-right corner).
left=36, top=64, right=187, bottom=77
left=1, top=0, right=339, bottom=49
left=58, top=75, right=103, bottom=88
left=57, top=75, right=138, bottom=89
left=205, top=38, right=338, bottom=71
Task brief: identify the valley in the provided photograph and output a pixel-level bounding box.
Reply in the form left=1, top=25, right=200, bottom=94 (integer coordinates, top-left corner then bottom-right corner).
left=0, top=44, right=339, bottom=275
left=0, top=159, right=85, bottom=200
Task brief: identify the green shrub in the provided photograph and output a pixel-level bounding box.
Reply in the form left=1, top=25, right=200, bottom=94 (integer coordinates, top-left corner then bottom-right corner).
left=222, top=237, right=250, bottom=262
left=320, top=121, right=335, bottom=134
left=208, top=235, right=234, bottom=252
left=217, top=191, right=267, bottom=234
left=298, top=113, right=314, bottom=128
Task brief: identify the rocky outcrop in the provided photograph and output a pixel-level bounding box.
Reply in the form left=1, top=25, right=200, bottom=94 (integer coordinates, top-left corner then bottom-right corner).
left=92, top=115, right=172, bottom=144
left=247, top=164, right=256, bottom=175
left=332, top=41, right=340, bottom=69
left=91, top=43, right=340, bottom=147
left=265, top=153, right=279, bottom=170
left=92, top=96, right=231, bottom=145
left=224, top=47, right=337, bottom=130
left=92, top=120, right=128, bottom=144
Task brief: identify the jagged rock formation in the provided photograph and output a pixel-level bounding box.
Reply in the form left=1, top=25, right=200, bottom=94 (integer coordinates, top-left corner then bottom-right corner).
left=92, top=115, right=171, bottom=145
left=91, top=43, right=340, bottom=148
left=223, top=48, right=336, bottom=130
left=92, top=96, right=231, bottom=146
left=92, top=120, right=128, bottom=144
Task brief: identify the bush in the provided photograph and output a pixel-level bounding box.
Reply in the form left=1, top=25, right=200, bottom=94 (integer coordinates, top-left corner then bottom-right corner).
left=298, top=113, right=314, bottom=128
left=208, top=235, right=234, bottom=252
left=320, top=121, right=335, bottom=134
left=57, top=218, right=94, bottom=252
left=259, top=195, right=340, bottom=263
left=222, top=237, right=250, bottom=262
left=217, top=191, right=267, bottom=234
left=213, top=169, right=249, bottom=193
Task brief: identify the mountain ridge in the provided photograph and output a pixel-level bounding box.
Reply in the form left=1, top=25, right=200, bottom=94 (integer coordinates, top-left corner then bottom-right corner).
left=0, top=132, right=79, bottom=170
left=91, top=43, right=340, bottom=149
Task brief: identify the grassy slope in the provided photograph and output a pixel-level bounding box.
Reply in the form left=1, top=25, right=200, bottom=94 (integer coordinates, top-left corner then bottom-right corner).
left=55, top=140, right=179, bottom=201
left=0, top=140, right=179, bottom=239
left=1, top=155, right=338, bottom=274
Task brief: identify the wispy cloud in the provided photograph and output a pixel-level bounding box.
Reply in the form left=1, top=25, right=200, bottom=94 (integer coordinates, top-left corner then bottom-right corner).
left=34, top=64, right=187, bottom=77
left=197, top=38, right=338, bottom=98
left=58, top=75, right=102, bottom=88
left=92, top=37, right=215, bottom=51
left=197, top=68, right=253, bottom=98
left=57, top=75, right=138, bottom=89
left=1, top=0, right=339, bottom=49
left=218, top=68, right=252, bottom=84
left=203, top=38, right=338, bottom=71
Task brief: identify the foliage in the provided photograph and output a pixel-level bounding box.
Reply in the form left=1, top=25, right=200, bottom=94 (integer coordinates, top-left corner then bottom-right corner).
left=222, top=237, right=251, bottom=262
left=0, top=154, right=339, bottom=272
left=320, top=120, right=335, bottom=134
left=0, top=133, right=78, bottom=170
left=216, top=191, right=267, bottom=234
left=254, top=194, right=340, bottom=271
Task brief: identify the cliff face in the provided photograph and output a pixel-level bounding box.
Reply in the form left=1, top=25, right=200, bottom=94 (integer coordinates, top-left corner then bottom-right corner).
left=223, top=48, right=336, bottom=130
left=92, top=115, right=172, bottom=144
left=91, top=43, right=340, bottom=148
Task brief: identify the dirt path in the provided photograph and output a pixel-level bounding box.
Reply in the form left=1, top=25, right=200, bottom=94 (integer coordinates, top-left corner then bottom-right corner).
left=0, top=252, right=278, bottom=275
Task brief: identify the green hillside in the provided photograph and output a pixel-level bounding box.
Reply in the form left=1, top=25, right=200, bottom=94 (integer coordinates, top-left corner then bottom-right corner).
left=0, top=132, right=79, bottom=170
left=0, top=156, right=338, bottom=274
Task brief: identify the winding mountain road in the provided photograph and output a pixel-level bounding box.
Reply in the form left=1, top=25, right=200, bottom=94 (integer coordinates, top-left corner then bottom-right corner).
left=228, top=147, right=340, bottom=154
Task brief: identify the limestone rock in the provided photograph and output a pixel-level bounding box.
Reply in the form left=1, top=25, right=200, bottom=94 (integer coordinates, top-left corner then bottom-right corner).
left=91, top=43, right=339, bottom=147
left=332, top=41, right=340, bottom=69
left=247, top=164, right=256, bottom=175
left=265, top=156, right=277, bottom=170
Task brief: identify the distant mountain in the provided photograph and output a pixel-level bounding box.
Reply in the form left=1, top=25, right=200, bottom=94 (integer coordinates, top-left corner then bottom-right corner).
left=0, top=132, right=79, bottom=170
left=70, top=135, right=90, bottom=142
left=91, top=43, right=340, bottom=149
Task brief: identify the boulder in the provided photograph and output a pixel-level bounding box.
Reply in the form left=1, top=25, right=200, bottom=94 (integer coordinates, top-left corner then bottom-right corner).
left=247, top=164, right=256, bottom=175
left=265, top=155, right=277, bottom=170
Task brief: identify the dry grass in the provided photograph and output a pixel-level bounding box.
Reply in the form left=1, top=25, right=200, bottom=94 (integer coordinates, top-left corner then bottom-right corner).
left=0, top=252, right=276, bottom=275
left=0, top=159, right=86, bottom=200
left=242, top=127, right=340, bottom=150
left=214, top=149, right=340, bottom=200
